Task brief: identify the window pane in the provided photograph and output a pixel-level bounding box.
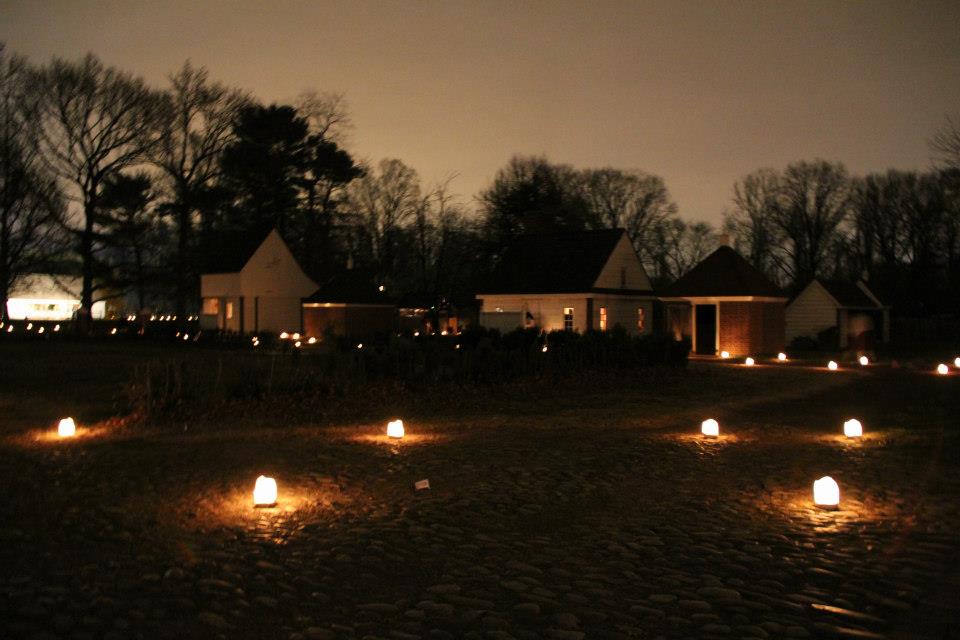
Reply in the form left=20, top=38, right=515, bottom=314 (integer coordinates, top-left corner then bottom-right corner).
left=563, top=307, right=574, bottom=331
left=637, top=307, right=645, bottom=331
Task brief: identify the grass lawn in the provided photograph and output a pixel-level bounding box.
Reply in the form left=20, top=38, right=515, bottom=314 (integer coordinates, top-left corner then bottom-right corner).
left=0, top=341, right=958, bottom=639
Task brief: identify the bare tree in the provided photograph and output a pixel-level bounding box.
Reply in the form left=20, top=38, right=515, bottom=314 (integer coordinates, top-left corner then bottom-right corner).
left=580, top=167, right=677, bottom=264
left=30, top=53, right=164, bottom=328
left=771, top=160, right=851, bottom=288
left=153, top=61, right=249, bottom=318
left=295, top=90, right=353, bottom=144
left=931, top=115, right=960, bottom=171
left=348, top=158, right=423, bottom=281
left=0, top=48, right=65, bottom=320
left=724, top=168, right=784, bottom=283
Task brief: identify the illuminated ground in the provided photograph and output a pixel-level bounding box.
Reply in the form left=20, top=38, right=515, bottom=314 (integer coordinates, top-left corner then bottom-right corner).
left=1, top=343, right=958, bottom=639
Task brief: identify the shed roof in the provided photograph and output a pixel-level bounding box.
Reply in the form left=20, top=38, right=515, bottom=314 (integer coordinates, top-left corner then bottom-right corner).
left=816, top=279, right=884, bottom=308
left=304, top=271, right=394, bottom=305
left=478, top=228, right=645, bottom=294
left=661, top=246, right=785, bottom=298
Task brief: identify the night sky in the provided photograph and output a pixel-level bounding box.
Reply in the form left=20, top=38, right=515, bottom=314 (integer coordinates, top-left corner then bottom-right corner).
left=3, top=0, right=959, bottom=224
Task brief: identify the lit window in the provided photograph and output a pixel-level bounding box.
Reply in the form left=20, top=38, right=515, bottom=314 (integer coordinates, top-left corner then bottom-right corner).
left=599, top=307, right=607, bottom=331
left=637, top=307, right=645, bottom=332
left=202, top=298, right=219, bottom=315
left=226, top=302, right=234, bottom=320
left=563, top=307, right=574, bottom=331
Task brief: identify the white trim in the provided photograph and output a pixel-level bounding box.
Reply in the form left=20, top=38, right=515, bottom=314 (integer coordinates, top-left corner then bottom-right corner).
left=303, top=302, right=394, bottom=309
left=478, top=292, right=656, bottom=299
left=659, top=295, right=787, bottom=303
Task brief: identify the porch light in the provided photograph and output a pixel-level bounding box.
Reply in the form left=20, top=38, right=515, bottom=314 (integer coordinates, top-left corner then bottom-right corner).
left=744, top=357, right=755, bottom=366
left=720, top=351, right=730, bottom=359
left=777, top=352, right=787, bottom=361
left=58, top=417, right=76, bottom=438
left=387, top=419, right=405, bottom=439
left=813, top=476, right=840, bottom=508
left=253, top=476, right=278, bottom=507
left=843, top=418, right=863, bottom=438
left=828, top=360, right=838, bottom=370
left=701, top=418, right=719, bottom=437
left=937, top=363, right=949, bottom=375
left=859, top=355, right=869, bottom=366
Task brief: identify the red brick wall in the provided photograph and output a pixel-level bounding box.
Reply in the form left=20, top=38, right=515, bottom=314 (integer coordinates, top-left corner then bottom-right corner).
left=719, top=301, right=785, bottom=356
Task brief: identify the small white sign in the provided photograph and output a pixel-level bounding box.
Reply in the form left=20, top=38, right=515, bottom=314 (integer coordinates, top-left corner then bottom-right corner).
left=414, top=479, right=430, bottom=491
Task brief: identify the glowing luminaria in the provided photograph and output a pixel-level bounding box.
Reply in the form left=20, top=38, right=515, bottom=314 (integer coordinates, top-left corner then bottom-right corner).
left=843, top=418, right=862, bottom=438
left=813, top=476, right=840, bottom=508
left=253, top=476, right=278, bottom=507
left=387, top=419, right=405, bottom=439
left=777, top=352, right=787, bottom=361
left=827, top=360, right=838, bottom=370
left=744, top=357, right=755, bottom=366
left=58, top=417, right=76, bottom=437
left=701, top=418, right=719, bottom=437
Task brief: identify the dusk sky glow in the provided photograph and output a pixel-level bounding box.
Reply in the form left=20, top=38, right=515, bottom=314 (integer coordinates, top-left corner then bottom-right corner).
left=3, top=0, right=959, bottom=224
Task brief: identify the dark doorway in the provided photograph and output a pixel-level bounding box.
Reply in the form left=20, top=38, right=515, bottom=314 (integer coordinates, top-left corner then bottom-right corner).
left=695, top=304, right=717, bottom=355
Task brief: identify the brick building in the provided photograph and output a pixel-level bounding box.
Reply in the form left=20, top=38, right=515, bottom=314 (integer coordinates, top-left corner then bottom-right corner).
left=659, top=246, right=787, bottom=357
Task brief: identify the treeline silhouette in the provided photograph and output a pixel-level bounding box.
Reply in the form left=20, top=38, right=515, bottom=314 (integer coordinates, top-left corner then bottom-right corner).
left=2, top=43, right=958, bottom=327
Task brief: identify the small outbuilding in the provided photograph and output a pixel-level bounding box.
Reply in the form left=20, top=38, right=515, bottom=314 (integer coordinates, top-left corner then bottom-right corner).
left=659, top=246, right=787, bottom=356
left=786, top=278, right=890, bottom=351
left=302, top=272, right=396, bottom=338
left=200, top=229, right=317, bottom=334
left=5, top=274, right=106, bottom=320
left=475, top=229, right=657, bottom=335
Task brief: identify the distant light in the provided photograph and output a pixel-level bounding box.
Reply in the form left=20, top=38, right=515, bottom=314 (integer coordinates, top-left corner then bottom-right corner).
left=843, top=418, right=863, bottom=438
left=110, top=328, right=117, bottom=335
left=53, top=324, right=60, bottom=332
left=279, top=332, right=289, bottom=339
left=441, top=330, right=448, bottom=336
left=150, top=315, right=156, bottom=321
left=6, top=325, right=12, bottom=333
left=413, top=331, right=420, bottom=337
left=954, top=357, right=960, bottom=368
left=387, top=419, right=405, bottom=438
left=813, top=476, right=840, bottom=508
left=252, top=339, right=260, bottom=347
left=701, top=418, right=719, bottom=437
left=38, top=326, right=45, bottom=334
left=859, top=355, right=869, bottom=366
left=308, top=337, right=317, bottom=344
left=183, top=333, right=189, bottom=341
left=542, top=345, right=548, bottom=353
left=777, top=352, right=787, bottom=362
left=455, top=343, right=460, bottom=349
left=827, top=360, right=838, bottom=371
left=936, top=363, right=949, bottom=375
left=292, top=333, right=300, bottom=340
left=378, top=284, right=385, bottom=292
left=26, top=322, right=33, bottom=331
left=720, top=351, right=730, bottom=359
left=294, top=340, right=301, bottom=348
left=58, top=417, right=76, bottom=438
left=744, top=357, right=755, bottom=367
left=357, top=343, right=363, bottom=349
left=253, top=476, right=277, bottom=507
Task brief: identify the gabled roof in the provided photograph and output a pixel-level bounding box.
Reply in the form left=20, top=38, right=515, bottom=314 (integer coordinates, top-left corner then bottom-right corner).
left=304, top=271, right=393, bottom=305
left=815, top=279, right=884, bottom=309
left=661, top=246, right=785, bottom=298
left=477, top=228, right=647, bottom=294
left=200, top=227, right=274, bottom=274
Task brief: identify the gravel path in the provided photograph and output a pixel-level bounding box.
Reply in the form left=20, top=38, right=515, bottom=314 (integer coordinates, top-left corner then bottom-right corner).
left=1, top=364, right=957, bottom=639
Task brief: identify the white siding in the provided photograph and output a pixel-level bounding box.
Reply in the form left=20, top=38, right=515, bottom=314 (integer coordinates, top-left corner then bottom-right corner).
left=593, top=235, right=653, bottom=291
left=785, top=281, right=838, bottom=342
left=240, top=230, right=317, bottom=298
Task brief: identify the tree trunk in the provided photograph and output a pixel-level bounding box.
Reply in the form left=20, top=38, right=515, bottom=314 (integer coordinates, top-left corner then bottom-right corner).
left=79, top=200, right=95, bottom=333
left=175, top=201, right=191, bottom=321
